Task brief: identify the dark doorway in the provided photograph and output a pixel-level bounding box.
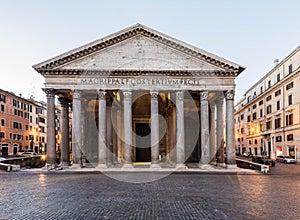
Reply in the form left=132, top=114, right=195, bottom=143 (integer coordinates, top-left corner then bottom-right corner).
left=135, top=123, right=151, bottom=162
left=1, top=147, right=8, bottom=156
left=13, top=147, right=18, bottom=155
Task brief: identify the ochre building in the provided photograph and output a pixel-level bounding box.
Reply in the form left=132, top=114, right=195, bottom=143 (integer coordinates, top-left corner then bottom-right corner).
left=33, top=24, right=244, bottom=169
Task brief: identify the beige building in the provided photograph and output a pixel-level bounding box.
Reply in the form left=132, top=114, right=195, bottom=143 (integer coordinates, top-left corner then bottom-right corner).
left=234, top=47, right=300, bottom=162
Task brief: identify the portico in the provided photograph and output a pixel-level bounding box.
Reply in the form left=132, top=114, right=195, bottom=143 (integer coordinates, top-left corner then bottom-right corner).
left=33, top=24, right=244, bottom=169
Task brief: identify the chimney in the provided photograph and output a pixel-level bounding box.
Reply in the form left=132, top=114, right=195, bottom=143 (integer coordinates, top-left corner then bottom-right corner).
left=274, top=59, right=279, bottom=67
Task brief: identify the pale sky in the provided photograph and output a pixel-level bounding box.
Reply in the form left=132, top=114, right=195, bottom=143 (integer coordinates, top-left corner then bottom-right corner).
left=0, top=0, right=299, bottom=102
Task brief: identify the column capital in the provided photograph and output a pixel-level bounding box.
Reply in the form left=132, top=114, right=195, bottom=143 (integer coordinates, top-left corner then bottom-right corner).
left=43, top=88, right=56, bottom=98
left=123, top=90, right=132, bottom=101
left=72, top=90, right=82, bottom=99
left=150, top=90, right=159, bottom=99
left=175, top=91, right=184, bottom=100
left=97, top=90, right=106, bottom=100
left=225, top=90, right=234, bottom=101
left=200, top=91, right=208, bottom=101
left=58, top=97, right=70, bottom=107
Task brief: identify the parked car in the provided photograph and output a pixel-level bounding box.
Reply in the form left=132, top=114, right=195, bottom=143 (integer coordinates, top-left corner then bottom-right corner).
left=16, top=150, right=26, bottom=157
left=20, top=152, right=37, bottom=157
left=252, top=156, right=276, bottom=167
left=242, top=152, right=253, bottom=157
left=276, top=155, right=296, bottom=164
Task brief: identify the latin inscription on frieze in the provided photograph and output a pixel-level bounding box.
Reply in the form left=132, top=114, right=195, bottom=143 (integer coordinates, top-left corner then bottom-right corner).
left=80, top=78, right=204, bottom=86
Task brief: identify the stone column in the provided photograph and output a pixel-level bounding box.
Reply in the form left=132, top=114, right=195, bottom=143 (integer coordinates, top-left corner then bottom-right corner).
left=44, top=88, right=56, bottom=169
left=150, top=90, right=161, bottom=168
left=117, top=109, right=123, bottom=163
left=72, top=90, right=82, bottom=168
left=216, top=96, right=225, bottom=167
left=81, top=98, right=87, bottom=167
left=112, top=105, right=118, bottom=164
left=106, top=97, right=113, bottom=166
left=209, top=101, right=216, bottom=165
left=58, top=97, right=70, bottom=168
left=199, top=91, right=211, bottom=168
left=97, top=90, right=107, bottom=168
left=225, top=90, right=236, bottom=168
left=122, top=91, right=133, bottom=168
left=170, top=104, right=177, bottom=164
left=175, top=91, right=186, bottom=169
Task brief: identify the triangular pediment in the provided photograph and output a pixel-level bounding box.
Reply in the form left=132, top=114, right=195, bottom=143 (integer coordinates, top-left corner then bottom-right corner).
left=33, top=24, right=245, bottom=75
left=59, top=36, right=224, bottom=71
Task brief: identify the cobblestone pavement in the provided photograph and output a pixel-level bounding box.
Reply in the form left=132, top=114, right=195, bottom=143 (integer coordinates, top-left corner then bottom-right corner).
left=0, top=164, right=300, bottom=220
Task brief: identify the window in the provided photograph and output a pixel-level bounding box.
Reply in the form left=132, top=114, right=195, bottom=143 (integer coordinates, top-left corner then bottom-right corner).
left=29, top=105, right=32, bottom=112
left=275, top=90, right=281, bottom=96
left=259, top=100, right=263, bottom=106
left=1, top=119, right=4, bottom=126
left=266, top=95, right=272, bottom=101
left=286, top=82, right=294, bottom=90
left=253, top=92, right=257, bottom=98
left=268, top=80, right=271, bottom=88
left=254, top=139, right=257, bottom=144
left=241, top=128, right=244, bottom=134
left=14, top=109, right=17, bottom=116
left=266, top=121, right=272, bottom=130
left=288, top=95, right=292, bottom=105
left=277, top=101, right=280, bottom=110
left=247, top=115, right=251, bottom=122
left=287, top=134, right=293, bottom=141
left=25, top=125, right=29, bottom=130
left=253, top=104, right=257, bottom=109
left=39, top=117, right=46, bottom=123
left=13, top=99, right=17, bottom=107
left=253, top=112, right=257, bottom=120
left=277, top=73, right=280, bottom=82
left=0, top=132, right=4, bottom=139
left=260, top=109, right=263, bottom=118
left=247, top=96, right=251, bottom=103
left=248, top=108, right=251, bottom=112
left=0, top=94, right=5, bottom=103
left=266, top=105, right=272, bottom=114
left=276, top=136, right=282, bottom=142
left=286, top=114, right=293, bottom=126
left=260, top=86, right=263, bottom=94
left=288, top=64, right=293, bottom=74
left=13, top=122, right=19, bottom=129
left=275, top=118, right=281, bottom=129
left=249, top=140, right=252, bottom=145
left=1, top=104, right=4, bottom=112
left=240, top=114, right=244, bottom=120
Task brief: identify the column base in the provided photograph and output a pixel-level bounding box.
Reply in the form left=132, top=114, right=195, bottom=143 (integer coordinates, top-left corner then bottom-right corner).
left=226, top=164, right=238, bottom=170
left=122, top=163, right=134, bottom=169
left=71, top=163, right=82, bottom=169
left=60, top=162, right=70, bottom=168
left=199, top=164, right=215, bottom=170
left=217, top=163, right=227, bottom=168
left=45, top=163, right=57, bottom=170
left=176, top=164, right=187, bottom=170
left=150, top=163, right=161, bottom=169
left=96, top=164, right=108, bottom=169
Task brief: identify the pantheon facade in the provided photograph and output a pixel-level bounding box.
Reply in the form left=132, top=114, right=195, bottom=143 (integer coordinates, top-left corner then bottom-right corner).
left=33, top=24, right=244, bottom=169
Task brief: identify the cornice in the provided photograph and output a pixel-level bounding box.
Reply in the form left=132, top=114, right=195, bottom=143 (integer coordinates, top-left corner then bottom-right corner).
left=38, top=69, right=238, bottom=77
left=33, top=24, right=244, bottom=75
